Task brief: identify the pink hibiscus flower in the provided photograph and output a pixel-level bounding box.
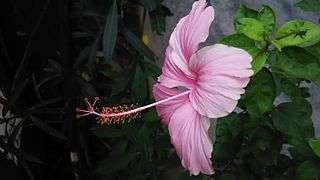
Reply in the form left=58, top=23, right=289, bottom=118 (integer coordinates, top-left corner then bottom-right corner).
left=76, top=0, right=253, bottom=175
left=153, top=0, right=253, bottom=175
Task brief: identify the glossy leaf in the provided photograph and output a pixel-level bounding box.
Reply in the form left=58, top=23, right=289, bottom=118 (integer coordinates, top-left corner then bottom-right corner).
left=220, top=33, right=255, bottom=51
left=235, top=5, right=275, bottom=40
left=272, top=47, right=320, bottom=86
left=258, top=5, right=275, bottom=36
left=236, top=18, right=266, bottom=41
left=243, top=68, right=276, bottom=119
left=273, top=20, right=320, bottom=49
left=280, top=78, right=306, bottom=103
left=248, top=48, right=267, bottom=74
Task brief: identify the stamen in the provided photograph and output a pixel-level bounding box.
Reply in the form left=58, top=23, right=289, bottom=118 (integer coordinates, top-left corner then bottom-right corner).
left=76, top=90, right=190, bottom=124
left=98, top=104, right=141, bottom=124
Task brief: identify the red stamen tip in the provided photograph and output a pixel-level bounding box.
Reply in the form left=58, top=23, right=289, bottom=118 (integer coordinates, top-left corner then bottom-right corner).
left=94, top=97, right=100, bottom=101
left=83, top=97, right=89, bottom=101
left=76, top=114, right=81, bottom=119
left=76, top=108, right=81, bottom=112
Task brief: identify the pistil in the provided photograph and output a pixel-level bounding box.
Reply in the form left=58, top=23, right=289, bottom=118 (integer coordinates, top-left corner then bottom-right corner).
left=76, top=90, right=190, bottom=124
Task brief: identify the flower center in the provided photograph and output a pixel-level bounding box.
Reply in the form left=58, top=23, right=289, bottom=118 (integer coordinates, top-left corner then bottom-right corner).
left=76, top=90, right=191, bottom=124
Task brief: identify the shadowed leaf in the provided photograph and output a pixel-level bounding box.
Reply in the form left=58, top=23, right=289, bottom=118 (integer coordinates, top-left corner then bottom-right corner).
left=30, top=116, right=67, bottom=140
left=103, top=0, right=118, bottom=62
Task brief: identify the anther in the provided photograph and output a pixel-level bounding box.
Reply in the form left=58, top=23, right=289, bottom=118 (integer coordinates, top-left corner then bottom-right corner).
left=98, top=104, right=141, bottom=125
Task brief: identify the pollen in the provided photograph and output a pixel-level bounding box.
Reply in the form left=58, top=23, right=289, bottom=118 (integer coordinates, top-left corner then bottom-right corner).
left=98, top=104, right=141, bottom=125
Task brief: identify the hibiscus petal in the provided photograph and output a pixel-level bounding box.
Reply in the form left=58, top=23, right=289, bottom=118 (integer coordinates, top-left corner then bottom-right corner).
left=159, top=48, right=196, bottom=89
left=153, top=83, right=189, bottom=126
left=159, top=0, right=214, bottom=89
left=168, top=101, right=214, bottom=175
left=189, top=44, right=253, bottom=118
left=169, top=0, right=214, bottom=61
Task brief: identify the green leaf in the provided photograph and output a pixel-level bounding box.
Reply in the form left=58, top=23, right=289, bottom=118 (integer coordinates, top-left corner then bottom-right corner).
left=150, top=10, right=166, bottom=35
left=308, top=139, right=320, bottom=157
left=103, top=0, right=118, bottom=62
left=251, top=127, right=276, bottom=151
left=235, top=5, right=275, bottom=40
left=214, top=113, right=242, bottom=161
left=258, top=5, right=275, bottom=36
left=271, top=47, right=320, bottom=86
left=235, top=5, right=258, bottom=20
left=280, top=78, right=306, bottom=103
left=135, top=124, right=154, bottom=161
left=304, top=42, right=320, bottom=58
left=272, top=101, right=314, bottom=155
left=295, top=0, right=320, bottom=12
left=236, top=18, right=266, bottom=41
left=274, top=101, right=313, bottom=137
left=297, top=160, right=320, bottom=180
left=243, top=68, right=276, bottom=119
left=92, top=126, right=123, bottom=138
left=273, top=20, right=320, bottom=49
left=248, top=48, right=267, bottom=74
left=220, top=34, right=255, bottom=51
left=131, top=64, right=147, bottom=102
left=149, top=5, right=172, bottom=35
left=122, top=27, right=155, bottom=61
left=141, top=57, right=161, bottom=79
